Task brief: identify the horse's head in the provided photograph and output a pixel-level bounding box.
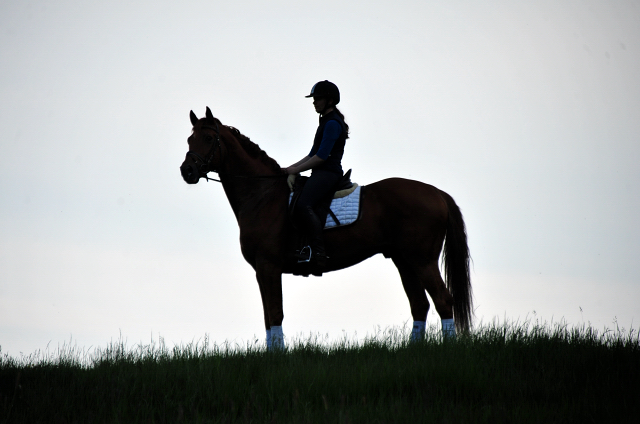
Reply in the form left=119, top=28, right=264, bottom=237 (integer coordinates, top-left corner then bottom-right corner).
left=180, top=107, right=223, bottom=184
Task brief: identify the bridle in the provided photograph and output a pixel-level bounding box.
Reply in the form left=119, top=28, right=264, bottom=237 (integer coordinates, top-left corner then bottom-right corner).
left=186, top=122, right=223, bottom=182
left=186, top=121, right=287, bottom=184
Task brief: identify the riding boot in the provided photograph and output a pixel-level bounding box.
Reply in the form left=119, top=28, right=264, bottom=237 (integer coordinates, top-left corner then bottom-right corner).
left=299, top=206, right=327, bottom=271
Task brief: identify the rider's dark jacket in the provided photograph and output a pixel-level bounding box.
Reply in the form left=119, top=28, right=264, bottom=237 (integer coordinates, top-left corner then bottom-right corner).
left=308, top=110, right=346, bottom=175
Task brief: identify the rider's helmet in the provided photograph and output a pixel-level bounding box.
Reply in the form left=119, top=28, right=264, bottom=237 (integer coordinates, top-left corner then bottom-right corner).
left=305, top=80, right=340, bottom=105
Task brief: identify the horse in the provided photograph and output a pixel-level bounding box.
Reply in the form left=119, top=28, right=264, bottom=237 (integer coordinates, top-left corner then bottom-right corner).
left=180, top=107, right=472, bottom=350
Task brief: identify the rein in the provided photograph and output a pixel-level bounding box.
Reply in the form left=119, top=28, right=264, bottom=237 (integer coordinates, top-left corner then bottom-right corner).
left=204, top=173, right=287, bottom=184
left=188, top=121, right=287, bottom=184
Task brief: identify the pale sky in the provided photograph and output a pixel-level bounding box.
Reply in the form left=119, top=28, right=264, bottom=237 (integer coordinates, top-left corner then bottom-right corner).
left=1, top=0, right=639, bottom=357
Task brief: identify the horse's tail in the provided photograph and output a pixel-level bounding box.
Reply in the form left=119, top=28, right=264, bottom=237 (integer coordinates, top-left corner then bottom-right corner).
left=439, top=190, right=473, bottom=332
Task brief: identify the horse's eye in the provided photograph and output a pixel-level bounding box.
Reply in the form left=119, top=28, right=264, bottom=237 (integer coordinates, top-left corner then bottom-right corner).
left=204, top=135, right=213, bottom=143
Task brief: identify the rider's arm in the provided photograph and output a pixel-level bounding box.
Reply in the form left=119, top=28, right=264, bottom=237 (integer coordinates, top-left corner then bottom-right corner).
left=314, top=120, right=341, bottom=160
left=287, top=156, right=313, bottom=168
left=282, top=120, right=341, bottom=174
left=283, top=155, right=324, bottom=174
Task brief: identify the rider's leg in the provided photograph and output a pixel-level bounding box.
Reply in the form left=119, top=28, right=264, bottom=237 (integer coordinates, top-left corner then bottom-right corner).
left=297, top=204, right=327, bottom=266
left=294, top=170, right=341, bottom=265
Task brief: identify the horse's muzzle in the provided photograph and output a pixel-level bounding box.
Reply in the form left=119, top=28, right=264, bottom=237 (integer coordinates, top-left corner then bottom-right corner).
left=180, top=162, right=200, bottom=184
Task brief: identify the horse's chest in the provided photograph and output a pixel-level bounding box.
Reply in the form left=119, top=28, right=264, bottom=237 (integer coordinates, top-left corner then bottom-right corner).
left=239, top=226, right=285, bottom=263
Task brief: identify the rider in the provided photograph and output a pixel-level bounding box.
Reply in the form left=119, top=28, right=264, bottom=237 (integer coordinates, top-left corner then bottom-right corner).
left=282, top=80, right=349, bottom=270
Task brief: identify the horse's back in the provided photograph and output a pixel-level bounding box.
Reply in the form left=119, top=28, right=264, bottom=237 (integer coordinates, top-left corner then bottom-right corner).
left=342, top=178, right=447, bottom=259
left=364, top=177, right=448, bottom=222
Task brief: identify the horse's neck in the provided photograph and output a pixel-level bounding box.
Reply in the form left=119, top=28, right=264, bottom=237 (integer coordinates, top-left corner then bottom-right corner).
left=219, top=138, right=286, bottom=219
left=222, top=178, right=286, bottom=220
left=221, top=136, right=278, bottom=177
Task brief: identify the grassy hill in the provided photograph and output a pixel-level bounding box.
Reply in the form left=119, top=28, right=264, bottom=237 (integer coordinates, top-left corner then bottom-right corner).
left=1, top=321, right=638, bottom=423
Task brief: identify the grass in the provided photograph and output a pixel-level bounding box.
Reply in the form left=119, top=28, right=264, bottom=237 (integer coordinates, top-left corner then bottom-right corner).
left=1, top=319, right=639, bottom=423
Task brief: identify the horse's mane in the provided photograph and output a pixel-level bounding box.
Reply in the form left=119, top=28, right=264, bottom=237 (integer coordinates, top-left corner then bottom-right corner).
left=212, top=118, right=282, bottom=173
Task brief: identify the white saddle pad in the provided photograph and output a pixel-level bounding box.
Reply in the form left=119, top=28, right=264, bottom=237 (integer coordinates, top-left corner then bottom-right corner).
left=288, top=185, right=362, bottom=229
left=324, top=185, right=362, bottom=228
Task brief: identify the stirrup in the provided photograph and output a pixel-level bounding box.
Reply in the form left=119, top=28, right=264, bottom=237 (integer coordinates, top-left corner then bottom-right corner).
left=295, top=246, right=312, bottom=263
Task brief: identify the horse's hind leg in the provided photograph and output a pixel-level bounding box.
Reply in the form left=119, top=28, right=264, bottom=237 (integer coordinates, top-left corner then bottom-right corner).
left=420, top=261, right=456, bottom=338
left=392, top=257, right=431, bottom=341
left=420, top=261, right=454, bottom=320
left=393, top=257, right=455, bottom=340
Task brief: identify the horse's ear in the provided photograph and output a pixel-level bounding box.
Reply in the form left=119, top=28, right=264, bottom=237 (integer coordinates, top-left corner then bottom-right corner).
left=190, top=110, right=198, bottom=127
left=205, top=107, right=214, bottom=122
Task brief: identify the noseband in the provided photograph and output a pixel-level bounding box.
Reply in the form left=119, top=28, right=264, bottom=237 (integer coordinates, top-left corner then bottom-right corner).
left=187, top=122, right=222, bottom=182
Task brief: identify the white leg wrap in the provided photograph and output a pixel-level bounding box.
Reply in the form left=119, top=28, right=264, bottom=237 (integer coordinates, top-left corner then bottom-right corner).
left=442, top=318, right=456, bottom=340
left=411, top=321, right=426, bottom=342
left=270, top=326, right=284, bottom=351
left=266, top=329, right=272, bottom=350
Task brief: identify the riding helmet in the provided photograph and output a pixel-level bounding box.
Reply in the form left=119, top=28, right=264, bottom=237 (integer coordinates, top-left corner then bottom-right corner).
left=305, top=80, right=340, bottom=105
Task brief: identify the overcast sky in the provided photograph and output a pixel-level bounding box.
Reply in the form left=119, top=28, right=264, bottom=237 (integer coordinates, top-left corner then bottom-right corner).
left=1, top=0, right=639, bottom=357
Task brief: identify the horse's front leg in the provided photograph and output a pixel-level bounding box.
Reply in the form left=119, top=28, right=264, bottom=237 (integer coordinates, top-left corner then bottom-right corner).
left=256, top=260, right=284, bottom=350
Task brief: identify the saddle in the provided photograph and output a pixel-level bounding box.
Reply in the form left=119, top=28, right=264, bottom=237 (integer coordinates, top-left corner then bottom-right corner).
left=288, top=169, right=354, bottom=228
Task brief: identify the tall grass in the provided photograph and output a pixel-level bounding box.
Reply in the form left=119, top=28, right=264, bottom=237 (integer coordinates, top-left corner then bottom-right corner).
left=1, top=320, right=638, bottom=423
